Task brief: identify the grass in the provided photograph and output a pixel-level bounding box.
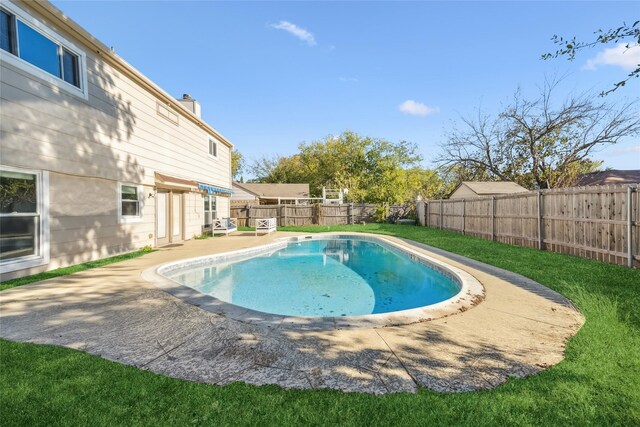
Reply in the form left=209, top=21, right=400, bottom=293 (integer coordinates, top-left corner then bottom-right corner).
left=0, top=246, right=154, bottom=291
left=1, top=224, right=639, bottom=426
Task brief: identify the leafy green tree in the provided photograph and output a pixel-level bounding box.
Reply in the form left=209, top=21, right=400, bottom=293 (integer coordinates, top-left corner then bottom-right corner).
left=438, top=81, right=640, bottom=189
left=542, top=20, right=640, bottom=95
left=231, top=149, right=244, bottom=180
left=249, top=131, right=442, bottom=203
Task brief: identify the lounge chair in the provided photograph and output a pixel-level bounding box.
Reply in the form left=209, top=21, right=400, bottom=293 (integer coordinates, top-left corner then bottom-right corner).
left=255, top=218, right=277, bottom=236
left=212, top=217, right=238, bottom=236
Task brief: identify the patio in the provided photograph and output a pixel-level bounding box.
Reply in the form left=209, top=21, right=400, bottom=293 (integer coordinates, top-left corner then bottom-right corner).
left=0, top=232, right=583, bottom=394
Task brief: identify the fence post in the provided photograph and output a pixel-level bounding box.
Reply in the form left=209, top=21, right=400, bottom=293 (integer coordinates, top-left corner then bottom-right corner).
left=537, top=191, right=544, bottom=250
left=461, top=199, right=465, bottom=234
left=282, top=204, right=287, bottom=227
left=491, top=196, right=495, bottom=241
left=426, top=201, right=429, bottom=227
left=439, top=201, right=443, bottom=229
left=628, top=186, right=634, bottom=268
left=248, top=205, right=252, bottom=228
left=349, top=202, right=354, bottom=225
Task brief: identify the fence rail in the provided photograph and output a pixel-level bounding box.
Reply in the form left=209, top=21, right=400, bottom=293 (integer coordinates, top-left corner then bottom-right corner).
left=418, top=184, right=639, bottom=268
left=230, top=203, right=408, bottom=227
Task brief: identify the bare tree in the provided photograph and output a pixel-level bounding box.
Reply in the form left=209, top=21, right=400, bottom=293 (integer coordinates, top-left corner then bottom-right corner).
left=248, top=154, right=287, bottom=182
left=438, top=81, right=640, bottom=189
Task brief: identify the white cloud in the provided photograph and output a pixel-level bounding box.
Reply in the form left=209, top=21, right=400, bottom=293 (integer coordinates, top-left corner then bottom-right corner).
left=583, top=43, right=640, bottom=71
left=398, top=100, right=439, bottom=116
left=611, top=144, right=640, bottom=155
left=271, top=21, right=316, bottom=46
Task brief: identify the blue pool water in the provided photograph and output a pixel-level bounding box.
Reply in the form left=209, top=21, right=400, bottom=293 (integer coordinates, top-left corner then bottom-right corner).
left=167, top=238, right=460, bottom=317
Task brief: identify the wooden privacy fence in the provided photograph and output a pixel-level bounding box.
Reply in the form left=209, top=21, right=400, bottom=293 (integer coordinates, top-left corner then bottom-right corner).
left=420, top=184, right=639, bottom=268
left=230, top=203, right=406, bottom=227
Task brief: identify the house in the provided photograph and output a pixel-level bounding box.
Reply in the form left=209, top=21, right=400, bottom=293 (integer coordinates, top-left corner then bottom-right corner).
left=576, top=170, right=640, bottom=186
left=231, top=182, right=311, bottom=204
left=449, top=181, right=529, bottom=199
left=0, top=0, right=233, bottom=280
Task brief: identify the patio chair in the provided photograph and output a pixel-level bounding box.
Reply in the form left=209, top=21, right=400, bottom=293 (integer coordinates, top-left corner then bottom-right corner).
left=255, top=217, right=277, bottom=236
left=212, top=217, right=238, bottom=236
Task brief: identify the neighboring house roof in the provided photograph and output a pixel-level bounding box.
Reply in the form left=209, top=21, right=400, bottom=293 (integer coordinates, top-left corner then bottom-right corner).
left=30, top=1, right=232, bottom=149
left=231, top=182, right=261, bottom=198
left=233, top=182, right=310, bottom=198
left=576, top=170, right=640, bottom=186
left=450, top=181, right=529, bottom=198
left=461, top=181, right=529, bottom=194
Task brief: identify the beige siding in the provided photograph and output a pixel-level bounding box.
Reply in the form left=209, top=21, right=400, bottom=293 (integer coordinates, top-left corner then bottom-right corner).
left=48, top=173, right=155, bottom=262
left=1, top=58, right=230, bottom=188
left=0, top=1, right=232, bottom=278
left=216, top=197, right=230, bottom=219
left=450, top=184, right=477, bottom=199
left=185, top=192, right=204, bottom=239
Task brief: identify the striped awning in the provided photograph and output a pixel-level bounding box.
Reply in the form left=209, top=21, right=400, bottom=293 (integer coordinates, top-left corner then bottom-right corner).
left=198, top=182, right=233, bottom=195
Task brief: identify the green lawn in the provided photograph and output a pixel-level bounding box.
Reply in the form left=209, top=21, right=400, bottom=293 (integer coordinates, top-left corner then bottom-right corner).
left=1, top=224, right=639, bottom=426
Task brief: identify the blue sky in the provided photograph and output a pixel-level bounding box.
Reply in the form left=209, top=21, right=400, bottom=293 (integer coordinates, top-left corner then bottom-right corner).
left=52, top=1, right=640, bottom=175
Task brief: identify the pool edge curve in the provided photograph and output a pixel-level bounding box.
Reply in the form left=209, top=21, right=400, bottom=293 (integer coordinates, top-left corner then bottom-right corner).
left=141, top=233, right=486, bottom=330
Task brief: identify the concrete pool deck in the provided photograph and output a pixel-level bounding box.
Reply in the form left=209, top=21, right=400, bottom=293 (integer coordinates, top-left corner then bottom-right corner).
left=0, top=231, right=584, bottom=394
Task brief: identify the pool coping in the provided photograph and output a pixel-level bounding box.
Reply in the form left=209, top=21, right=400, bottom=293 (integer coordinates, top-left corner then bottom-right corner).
left=141, top=233, right=486, bottom=330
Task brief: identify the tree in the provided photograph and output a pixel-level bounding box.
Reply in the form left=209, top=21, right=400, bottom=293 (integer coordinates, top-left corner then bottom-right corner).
left=438, top=81, right=640, bottom=189
left=542, top=21, right=640, bottom=95
left=248, top=154, right=306, bottom=184
left=231, top=149, right=244, bottom=180
left=249, top=131, right=442, bottom=203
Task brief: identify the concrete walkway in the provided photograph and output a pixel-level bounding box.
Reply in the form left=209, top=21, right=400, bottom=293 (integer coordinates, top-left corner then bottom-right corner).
left=0, top=232, right=584, bottom=394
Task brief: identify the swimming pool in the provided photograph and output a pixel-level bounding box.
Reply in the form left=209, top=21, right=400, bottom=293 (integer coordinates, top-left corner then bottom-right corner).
left=146, top=234, right=484, bottom=329
left=164, top=237, right=461, bottom=317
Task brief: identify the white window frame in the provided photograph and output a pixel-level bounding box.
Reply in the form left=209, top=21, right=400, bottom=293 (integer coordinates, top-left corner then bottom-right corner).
left=208, top=137, right=218, bottom=159
left=0, top=165, right=50, bottom=274
left=117, top=182, right=144, bottom=224
left=203, top=194, right=217, bottom=226
left=0, top=1, right=88, bottom=100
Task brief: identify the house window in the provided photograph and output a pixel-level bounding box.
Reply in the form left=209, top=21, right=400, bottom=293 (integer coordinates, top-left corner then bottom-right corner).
left=0, top=3, right=85, bottom=96
left=17, top=20, right=61, bottom=78
left=62, top=49, right=80, bottom=87
left=203, top=195, right=216, bottom=227
left=0, top=166, right=49, bottom=273
left=208, top=138, right=218, bottom=158
left=0, top=9, right=16, bottom=53
left=118, top=183, right=143, bottom=223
